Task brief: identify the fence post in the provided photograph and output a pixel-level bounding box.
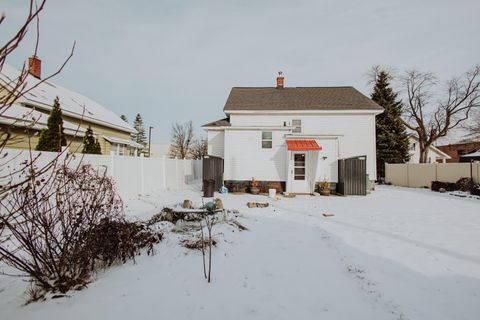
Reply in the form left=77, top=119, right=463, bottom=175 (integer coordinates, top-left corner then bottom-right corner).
left=140, top=153, right=145, bottom=195
left=175, top=157, right=179, bottom=190
left=183, top=160, right=187, bottom=189
left=162, top=155, right=167, bottom=190
left=406, top=163, right=410, bottom=187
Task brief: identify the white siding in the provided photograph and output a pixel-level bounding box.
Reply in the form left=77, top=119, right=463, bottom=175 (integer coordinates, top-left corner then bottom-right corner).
left=229, top=113, right=377, bottom=180
left=224, top=129, right=288, bottom=181
left=207, top=130, right=224, bottom=158
left=315, top=138, right=339, bottom=182
left=408, top=137, right=449, bottom=163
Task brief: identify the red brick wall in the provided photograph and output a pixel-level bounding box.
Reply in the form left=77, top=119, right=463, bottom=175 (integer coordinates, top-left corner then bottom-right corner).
left=438, top=142, right=480, bottom=163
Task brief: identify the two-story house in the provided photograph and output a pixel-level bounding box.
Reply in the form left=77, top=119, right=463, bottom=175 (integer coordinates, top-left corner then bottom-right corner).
left=203, top=74, right=383, bottom=194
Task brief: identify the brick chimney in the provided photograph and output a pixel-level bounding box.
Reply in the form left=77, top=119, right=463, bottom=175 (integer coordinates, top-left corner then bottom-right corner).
left=276, top=71, right=284, bottom=89
left=28, top=55, right=41, bottom=79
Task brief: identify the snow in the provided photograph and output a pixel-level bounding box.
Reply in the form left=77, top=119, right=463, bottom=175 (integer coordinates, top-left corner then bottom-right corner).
left=0, top=104, right=86, bottom=136
left=0, top=65, right=135, bottom=133
left=1, top=185, right=480, bottom=320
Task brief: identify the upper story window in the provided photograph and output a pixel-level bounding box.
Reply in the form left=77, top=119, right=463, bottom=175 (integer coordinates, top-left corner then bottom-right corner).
left=262, top=131, right=272, bottom=149
left=412, top=142, right=416, bottom=151
left=292, top=119, right=302, bottom=133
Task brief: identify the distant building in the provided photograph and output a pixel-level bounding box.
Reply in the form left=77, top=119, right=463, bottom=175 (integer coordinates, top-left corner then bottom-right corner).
left=0, top=57, right=143, bottom=155
left=437, top=141, right=480, bottom=163
left=149, top=143, right=171, bottom=158
left=407, top=135, right=451, bottom=163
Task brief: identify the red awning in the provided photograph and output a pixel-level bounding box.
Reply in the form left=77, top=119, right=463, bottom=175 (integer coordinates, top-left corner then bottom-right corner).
left=286, top=139, right=321, bottom=151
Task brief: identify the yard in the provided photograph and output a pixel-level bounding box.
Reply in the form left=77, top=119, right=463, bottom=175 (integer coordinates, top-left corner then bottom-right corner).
left=1, top=185, right=479, bottom=320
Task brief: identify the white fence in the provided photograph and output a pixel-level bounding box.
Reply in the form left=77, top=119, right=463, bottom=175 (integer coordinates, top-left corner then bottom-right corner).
left=385, top=162, right=480, bottom=188
left=1, top=148, right=202, bottom=196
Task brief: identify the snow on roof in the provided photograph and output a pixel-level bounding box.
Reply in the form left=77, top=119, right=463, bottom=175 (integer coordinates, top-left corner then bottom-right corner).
left=103, top=135, right=144, bottom=149
left=0, top=104, right=86, bottom=137
left=408, top=134, right=452, bottom=159
left=0, top=64, right=136, bottom=134
left=461, top=150, right=480, bottom=157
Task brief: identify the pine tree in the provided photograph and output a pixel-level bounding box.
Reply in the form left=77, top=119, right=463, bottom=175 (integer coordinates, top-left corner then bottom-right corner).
left=372, top=70, right=410, bottom=179
left=36, top=97, right=67, bottom=152
left=133, top=113, right=147, bottom=146
left=82, top=126, right=102, bottom=154
left=120, top=115, right=128, bottom=123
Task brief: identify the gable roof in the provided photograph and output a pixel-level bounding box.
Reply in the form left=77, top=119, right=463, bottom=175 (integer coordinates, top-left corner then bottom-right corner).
left=223, top=87, right=383, bottom=112
left=201, top=117, right=231, bottom=128
left=0, top=64, right=136, bottom=134
left=408, top=134, right=451, bottom=159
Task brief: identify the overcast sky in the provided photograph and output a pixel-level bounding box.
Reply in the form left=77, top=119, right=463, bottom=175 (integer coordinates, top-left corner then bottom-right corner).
left=1, top=0, right=479, bottom=143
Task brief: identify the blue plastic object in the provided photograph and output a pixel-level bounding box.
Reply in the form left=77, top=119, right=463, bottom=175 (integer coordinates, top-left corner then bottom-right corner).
left=219, top=186, right=228, bottom=194
left=205, top=202, right=215, bottom=211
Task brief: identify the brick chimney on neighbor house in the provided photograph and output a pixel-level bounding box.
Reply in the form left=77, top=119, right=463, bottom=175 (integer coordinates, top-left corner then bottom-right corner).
left=276, top=71, right=284, bottom=89
left=28, top=56, right=41, bottom=79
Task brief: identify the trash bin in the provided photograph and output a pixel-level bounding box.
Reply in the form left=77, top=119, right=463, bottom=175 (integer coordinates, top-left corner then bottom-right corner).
left=268, top=188, right=276, bottom=199
left=203, top=179, right=215, bottom=197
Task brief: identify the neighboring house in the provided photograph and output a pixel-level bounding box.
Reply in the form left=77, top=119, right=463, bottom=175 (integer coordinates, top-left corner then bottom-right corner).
left=0, top=57, right=143, bottom=155
left=437, top=141, right=480, bottom=163
left=202, top=74, right=383, bottom=194
left=149, top=143, right=171, bottom=158
left=459, top=150, right=480, bottom=162
left=407, top=135, right=451, bottom=163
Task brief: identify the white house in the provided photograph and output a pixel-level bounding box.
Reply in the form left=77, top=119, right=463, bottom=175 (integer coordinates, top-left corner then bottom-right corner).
left=202, top=75, right=383, bottom=194
left=407, top=135, right=451, bottom=163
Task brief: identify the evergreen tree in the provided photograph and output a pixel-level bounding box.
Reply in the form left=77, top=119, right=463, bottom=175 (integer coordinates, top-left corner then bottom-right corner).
left=36, top=97, right=67, bottom=152
left=372, top=70, right=410, bottom=179
left=133, top=113, right=147, bottom=146
left=120, top=115, right=128, bottom=123
left=82, top=126, right=102, bottom=154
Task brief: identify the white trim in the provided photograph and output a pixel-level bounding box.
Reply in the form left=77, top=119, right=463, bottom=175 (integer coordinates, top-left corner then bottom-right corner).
left=284, top=134, right=342, bottom=139
left=225, top=109, right=383, bottom=115
left=408, top=135, right=451, bottom=159
left=21, top=102, right=136, bottom=134
left=103, top=135, right=144, bottom=149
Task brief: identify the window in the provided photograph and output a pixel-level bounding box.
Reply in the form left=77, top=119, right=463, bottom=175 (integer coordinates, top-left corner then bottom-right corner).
left=112, top=143, right=126, bottom=156
left=262, top=131, right=272, bottom=149
left=294, top=153, right=306, bottom=180
left=292, top=119, right=302, bottom=133
left=412, top=143, right=416, bottom=151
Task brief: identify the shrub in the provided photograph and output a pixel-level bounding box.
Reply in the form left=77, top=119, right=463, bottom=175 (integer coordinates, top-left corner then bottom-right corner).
left=456, top=177, right=474, bottom=192
left=0, top=163, right=161, bottom=300
left=431, top=181, right=457, bottom=192
left=472, top=184, right=480, bottom=196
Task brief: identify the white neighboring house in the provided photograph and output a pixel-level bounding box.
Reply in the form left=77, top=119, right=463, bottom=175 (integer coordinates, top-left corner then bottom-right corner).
left=407, top=135, right=451, bottom=163
left=202, top=75, right=383, bottom=194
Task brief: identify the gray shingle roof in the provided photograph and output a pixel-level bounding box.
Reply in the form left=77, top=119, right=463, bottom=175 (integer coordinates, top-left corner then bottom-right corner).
left=223, top=87, right=383, bottom=111
left=202, top=117, right=231, bottom=127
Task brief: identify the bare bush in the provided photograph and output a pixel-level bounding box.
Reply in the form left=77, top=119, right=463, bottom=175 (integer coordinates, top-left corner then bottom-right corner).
left=0, top=161, right=161, bottom=299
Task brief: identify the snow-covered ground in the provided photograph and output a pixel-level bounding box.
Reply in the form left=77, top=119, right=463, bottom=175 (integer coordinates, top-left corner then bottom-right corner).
left=1, top=185, right=480, bottom=320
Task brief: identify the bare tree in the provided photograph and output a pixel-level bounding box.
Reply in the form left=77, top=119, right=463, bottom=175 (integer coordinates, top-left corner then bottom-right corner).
left=191, top=137, right=207, bottom=160
left=169, top=121, right=194, bottom=159
left=401, top=66, right=480, bottom=162
left=1, top=0, right=75, bottom=198
left=463, top=109, right=480, bottom=140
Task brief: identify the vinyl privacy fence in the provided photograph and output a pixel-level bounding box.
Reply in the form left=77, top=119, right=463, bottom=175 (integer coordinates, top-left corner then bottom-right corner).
left=385, top=162, right=480, bottom=188
left=1, top=148, right=202, bottom=196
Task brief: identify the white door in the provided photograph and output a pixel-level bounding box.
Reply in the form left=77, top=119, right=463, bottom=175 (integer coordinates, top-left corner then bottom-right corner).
left=291, top=152, right=310, bottom=193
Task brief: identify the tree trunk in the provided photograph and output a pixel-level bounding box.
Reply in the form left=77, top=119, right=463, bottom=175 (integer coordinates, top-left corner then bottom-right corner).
left=419, top=144, right=430, bottom=163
